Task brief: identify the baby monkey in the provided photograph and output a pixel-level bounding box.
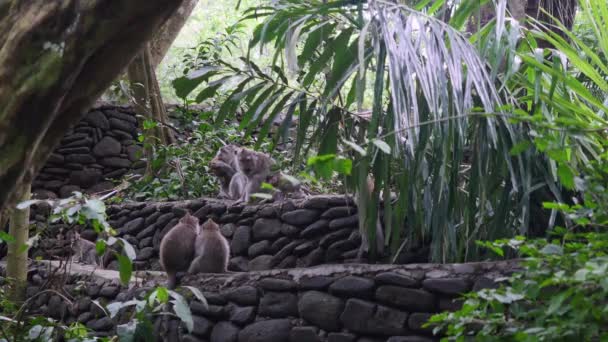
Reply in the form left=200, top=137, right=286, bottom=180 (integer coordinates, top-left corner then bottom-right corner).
left=160, top=213, right=199, bottom=289
left=188, top=218, right=230, bottom=274
left=67, top=231, right=100, bottom=266
left=210, top=144, right=242, bottom=199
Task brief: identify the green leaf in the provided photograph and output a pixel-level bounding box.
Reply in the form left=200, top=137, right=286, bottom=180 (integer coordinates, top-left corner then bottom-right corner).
left=0, top=231, right=15, bottom=244
left=182, top=286, right=208, bottom=310
left=333, top=157, right=353, bottom=176
left=171, top=293, right=194, bottom=333
left=343, top=139, right=367, bottom=156
left=172, top=66, right=220, bottom=99
left=510, top=140, right=532, bottom=156
left=117, top=254, right=133, bottom=285
left=557, top=164, right=575, bottom=190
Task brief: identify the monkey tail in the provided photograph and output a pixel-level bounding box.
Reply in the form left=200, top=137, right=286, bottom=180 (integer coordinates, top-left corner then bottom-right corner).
left=167, top=273, right=177, bottom=290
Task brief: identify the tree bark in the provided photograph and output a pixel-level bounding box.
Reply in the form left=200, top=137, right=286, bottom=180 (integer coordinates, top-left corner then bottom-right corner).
left=5, top=182, right=31, bottom=302
left=0, top=0, right=185, bottom=212
left=150, top=0, right=199, bottom=67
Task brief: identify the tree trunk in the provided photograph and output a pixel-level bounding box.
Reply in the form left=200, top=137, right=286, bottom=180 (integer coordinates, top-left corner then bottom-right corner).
left=150, top=0, right=199, bottom=67
left=5, top=182, right=31, bottom=302
left=0, top=0, right=185, bottom=213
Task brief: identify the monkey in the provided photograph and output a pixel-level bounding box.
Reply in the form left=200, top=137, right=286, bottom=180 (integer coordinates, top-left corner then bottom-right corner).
left=67, top=231, right=101, bottom=266
left=356, top=175, right=386, bottom=260
left=235, top=148, right=274, bottom=203
left=188, top=218, right=230, bottom=274
left=266, top=171, right=308, bottom=201
left=159, top=213, right=199, bottom=289
left=210, top=144, right=242, bottom=199
left=228, top=170, right=248, bottom=201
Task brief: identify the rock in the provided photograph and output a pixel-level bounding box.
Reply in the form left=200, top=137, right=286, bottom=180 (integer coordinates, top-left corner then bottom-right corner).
left=290, top=327, right=320, bottom=342
left=248, top=240, right=271, bottom=258
left=85, top=110, right=110, bottom=129
left=32, top=189, right=58, bottom=199
left=228, top=305, right=256, bottom=325
left=99, top=286, right=120, bottom=298
left=386, top=337, right=435, bottom=342
left=93, top=136, right=121, bottom=157
left=280, top=223, right=300, bottom=237
left=59, top=185, right=81, bottom=198
left=219, top=213, right=240, bottom=223
left=100, top=157, right=132, bottom=168
left=375, top=286, right=437, bottom=312
left=191, top=315, right=213, bottom=337
left=86, top=181, right=114, bottom=194
left=171, top=206, right=188, bottom=218
left=408, top=313, right=434, bottom=332
left=293, top=241, right=316, bottom=256
left=252, top=218, right=282, bottom=241
left=319, top=228, right=352, bottom=248
left=229, top=256, right=249, bottom=272
left=302, top=196, right=330, bottom=209
left=325, top=240, right=358, bottom=261
left=106, top=109, right=137, bottom=124
left=299, top=220, right=329, bottom=238
left=298, top=247, right=325, bottom=267
left=65, top=154, right=96, bottom=164
left=156, top=212, right=175, bottom=228
left=322, top=206, right=357, bottom=219
left=327, top=333, right=357, bottom=342
left=329, top=276, right=375, bottom=299
left=69, top=169, right=102, bottom=188
left=438, top=297, right=463, bottom=311
left=136, top=224, right=157, bottom=240
left=221, top=223, right=237, bottom=238
left=211, top=321, right=239, bottom=342
left=249, top=255, right=275, bottom=271
left=258, top=205, right=279, bottom=218
left=298, top=276, right=334, bottom=290
left=276, top=256, right=296, bottom=268
left=77, top=312, right=94, bottom=323
left=328, top=215, right=359, bottom=229
left=240, top=205, right=259, bottom=217
left=270, top=236, right=290, bottom=252
left=43, top=167, right=70, bottom=175
left=64, top=137, right=93, bottom=148
left=194, top=202, right=227, bottom=218
left=238, top=319, right=291, bottom=342
left=272, top=241, right=298, bottom=262
left=203, top=292, right=227, bottom=305
left=47, top=153, right=65, bottom=164
left=422, top=278, right=471, bottom=295
left=144, top=211, right=162, bottom=226
left=340, top=299, right=408, bottom=336
left=281, top=209, right=320, bottom=226
left=181, top=335, right=204, bottom=342
left=375, top=272, right=419, bottom=288
left=191, top=302, right=226, bottom=319
left=103, top=168, right=128, bottom=178
left=258, top=292, right=298, bottom=318
left=121, top=217, right=145, bottom=235
left=58, top=146, right=91, bottom=154
left=126, top=145, right=142, bottom=161
left=109, top=117, right=135, bottom=132
left=136, top=247, right=155, bottom=261
left=298, top=291, right=344, bottom=332
left=259, top=278, right=296, bottom=291
left=231, top=226, right=251, bottom=256
left=473, top=277, right=499, bottom=291
left=86, top=317, right=114, bottom=331
left=222, top=286, right=259, bottom=306
left=48, top=295, right=67, bottom=319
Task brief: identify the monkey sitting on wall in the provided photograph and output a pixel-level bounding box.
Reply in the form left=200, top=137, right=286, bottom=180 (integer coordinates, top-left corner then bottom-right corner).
left=266, top=171, right=308, bottom=201
left=67, top=231, right=101, bottom=266
left=188, top=218, right=230, bottom=274
left=210, top=144, right=242, bottom=199
left=159, top=213, right=199, bottom=289
left=234, top=147, right=274, bottom=203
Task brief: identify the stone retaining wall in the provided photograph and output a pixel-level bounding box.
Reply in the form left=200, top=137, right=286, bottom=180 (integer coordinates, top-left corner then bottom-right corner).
left=30, top=196, right=391, bottom=272
left=32, top=105, right=142, bottom=199
left=0, top=261, right=517, bottom=341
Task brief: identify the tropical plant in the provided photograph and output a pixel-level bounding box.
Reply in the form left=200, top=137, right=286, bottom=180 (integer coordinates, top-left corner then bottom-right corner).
left=173, top=0, right=596, bottom=262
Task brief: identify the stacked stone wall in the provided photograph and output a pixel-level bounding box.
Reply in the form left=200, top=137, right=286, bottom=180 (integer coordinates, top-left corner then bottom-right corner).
left=0, top=261, right=517, bottom=341
left=32, top=105, right=142, bottom=199
left=29, top=196, right=383, bottom=272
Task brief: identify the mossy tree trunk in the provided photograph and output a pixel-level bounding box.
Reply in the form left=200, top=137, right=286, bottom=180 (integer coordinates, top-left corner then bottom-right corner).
left=0, top=0, right=185, bottom=213
left=5, top=182, right=31, bottom=303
